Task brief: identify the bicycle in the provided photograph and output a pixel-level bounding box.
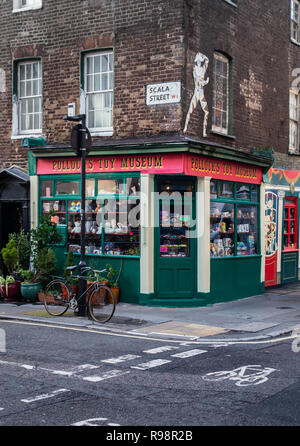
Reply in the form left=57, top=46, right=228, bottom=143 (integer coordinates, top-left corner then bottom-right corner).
left=43, top=265, right=116, bottom=323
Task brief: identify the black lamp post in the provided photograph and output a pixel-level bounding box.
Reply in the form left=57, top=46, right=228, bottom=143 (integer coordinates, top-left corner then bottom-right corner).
left=63, top=114, right=88, bottom=317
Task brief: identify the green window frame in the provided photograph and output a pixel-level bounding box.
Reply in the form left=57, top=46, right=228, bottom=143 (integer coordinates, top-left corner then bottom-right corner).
left=39, top=173, right=141, bottom=258
left=210, top=180, right=260, bottom=258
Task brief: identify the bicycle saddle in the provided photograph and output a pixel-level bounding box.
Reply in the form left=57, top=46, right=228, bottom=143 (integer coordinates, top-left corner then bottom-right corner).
left=66, top=265, right=77, bottom=271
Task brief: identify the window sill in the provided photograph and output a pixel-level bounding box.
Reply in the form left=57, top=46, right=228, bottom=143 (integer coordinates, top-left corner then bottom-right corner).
left=11, top=133, right=44, bottom=140
left=223, top=0, right=237, bottom=7
left=291, top=38, right=300, bottom=47
left=288, top=149, right=300, bottom=156
left=90, top=130, right=113, bottom=137
left=13, top=4, right=43, bottom=13
left=210, top=129, right=236, bottom=140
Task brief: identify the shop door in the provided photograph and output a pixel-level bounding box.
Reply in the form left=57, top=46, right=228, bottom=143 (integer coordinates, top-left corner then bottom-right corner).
left=155, top=178, right=196, bottom=299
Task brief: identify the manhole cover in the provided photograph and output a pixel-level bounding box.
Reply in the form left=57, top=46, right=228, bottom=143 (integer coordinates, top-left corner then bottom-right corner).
left=276, top=307, right=294, bottom=310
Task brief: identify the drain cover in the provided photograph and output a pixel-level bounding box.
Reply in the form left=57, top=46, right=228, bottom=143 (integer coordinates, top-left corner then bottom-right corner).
left=276, top=307, right=293, bottom=310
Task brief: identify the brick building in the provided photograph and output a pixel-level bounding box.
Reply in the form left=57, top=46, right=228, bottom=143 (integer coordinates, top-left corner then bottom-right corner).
left=0, top=0, right=298, bottom=304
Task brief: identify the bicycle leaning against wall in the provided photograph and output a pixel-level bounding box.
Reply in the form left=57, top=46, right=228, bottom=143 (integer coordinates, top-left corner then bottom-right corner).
left=43, top=266, right=116, bottom=323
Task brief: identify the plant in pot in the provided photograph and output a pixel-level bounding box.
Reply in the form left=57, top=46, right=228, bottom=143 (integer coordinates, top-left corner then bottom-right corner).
left=21, top=248, right=57, bottom=302
left=0, top=239, right=21, bottom=300
left=106, top=263, right=121, bottom=304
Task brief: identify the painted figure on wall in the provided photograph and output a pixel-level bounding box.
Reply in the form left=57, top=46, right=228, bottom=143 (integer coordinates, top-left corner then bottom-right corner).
left=184, top=52, right=210, bottom=137
left=265, top=192, right=278, bottom=256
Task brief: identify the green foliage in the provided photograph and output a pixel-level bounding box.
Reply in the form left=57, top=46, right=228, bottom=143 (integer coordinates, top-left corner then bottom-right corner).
left=17, top=268, right=35, bottom=283
left=33, top=248, right=57, bottom=286
left=1, top=239, right=19, bottom=274
left=9, top=230, right=31, bottom=270
left=30, top=212, right=62, bottom=256
left=64, top=251, right=75, bottom=279
left=105, top=263, right=120, bottom=287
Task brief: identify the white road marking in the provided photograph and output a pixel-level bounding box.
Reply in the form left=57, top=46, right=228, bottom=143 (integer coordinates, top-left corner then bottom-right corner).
left=83, top=370, right=130, bottom=382
left=131, top=359, right=171, bottom=370
left=143, top=346, right=179, bottom=354
left=21, top=388, right=71, bottom=403
left=101, top=355, right=141, bottom=364
left=171, top=349, right=207, bottom=358
left=36, top=364, right=101, bottom=376
left=72, top=417, right=120, bottom=426
left=0, top=408, right=4, bottom=411
left=0, top=359, right=35, bottom=370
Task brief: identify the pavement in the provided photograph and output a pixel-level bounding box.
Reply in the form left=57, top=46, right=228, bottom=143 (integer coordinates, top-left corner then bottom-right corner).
left=0, top=283, right=300, bottom=342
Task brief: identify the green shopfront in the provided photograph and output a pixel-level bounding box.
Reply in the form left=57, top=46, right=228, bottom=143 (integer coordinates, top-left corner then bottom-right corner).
left=28, top=140, right=271, bottom=307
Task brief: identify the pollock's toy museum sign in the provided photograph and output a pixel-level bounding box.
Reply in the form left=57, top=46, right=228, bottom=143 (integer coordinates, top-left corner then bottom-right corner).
left=37, top=153, right=262, bottom=184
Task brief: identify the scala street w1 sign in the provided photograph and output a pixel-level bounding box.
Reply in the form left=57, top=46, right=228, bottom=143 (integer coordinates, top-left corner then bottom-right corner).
left=146, top=81, right=181, bottom=105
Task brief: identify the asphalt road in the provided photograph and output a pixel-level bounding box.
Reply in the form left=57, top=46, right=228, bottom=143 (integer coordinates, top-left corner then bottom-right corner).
left=0, top=319, right=299, bottom=428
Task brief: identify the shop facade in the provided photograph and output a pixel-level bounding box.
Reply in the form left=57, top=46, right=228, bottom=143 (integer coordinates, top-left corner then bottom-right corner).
left=29, top=141, right=271, bottom=307
left=264, top=168, right=300, bottom=287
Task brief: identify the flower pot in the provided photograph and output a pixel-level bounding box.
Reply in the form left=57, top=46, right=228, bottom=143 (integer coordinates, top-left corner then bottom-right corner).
left=20, top=282, right=42, bottom=301
left=110, top=287, right=119, bottom=304
left=0, top=281, right=21, bottom=300
left=86, top=280, right=108, bottom=304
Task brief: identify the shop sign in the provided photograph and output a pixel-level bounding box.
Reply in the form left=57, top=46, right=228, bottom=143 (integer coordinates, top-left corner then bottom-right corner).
left=186, top=154, right=262, bottom=184
left=37, top=153, right=262, bottom=184
left=146, top=82, right=181, bottom=105
left=37, top=154, right=185, bottom=175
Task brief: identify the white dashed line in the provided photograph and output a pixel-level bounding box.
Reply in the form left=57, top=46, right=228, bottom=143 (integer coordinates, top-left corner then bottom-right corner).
left=101, top=355, right=141, bottom=364
left=83, top=370, right=130, bottom=382
left=131, top=359, right=172, bottom=370
left=171, top=349, right=207, bottom=358
left=21, top=388, right=71, bottom=403
left=143, top=346, right=179, bottom=354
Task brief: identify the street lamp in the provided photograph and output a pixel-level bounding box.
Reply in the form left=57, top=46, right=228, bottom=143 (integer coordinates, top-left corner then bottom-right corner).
left=63, top=114, right=88, bottom=317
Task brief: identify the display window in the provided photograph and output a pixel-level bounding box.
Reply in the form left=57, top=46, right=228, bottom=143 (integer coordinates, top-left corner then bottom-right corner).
left=210, top=180, right=259, bottom=258
left=39, top=174, right=140, bottom=257
left=284, top=197, right=298, bottom=250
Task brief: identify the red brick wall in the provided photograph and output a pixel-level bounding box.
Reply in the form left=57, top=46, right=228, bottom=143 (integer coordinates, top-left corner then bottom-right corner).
left=0, top=0, right=298, bottom=171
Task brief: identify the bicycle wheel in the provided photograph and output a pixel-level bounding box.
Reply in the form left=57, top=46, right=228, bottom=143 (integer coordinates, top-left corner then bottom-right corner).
left=88, top=285, right=116, bottom=323
left=44, top=280, right=71, bottom=316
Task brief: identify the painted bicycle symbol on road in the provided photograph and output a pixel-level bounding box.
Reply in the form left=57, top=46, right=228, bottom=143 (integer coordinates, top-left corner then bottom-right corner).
left=202, top=365, right=277, bottom=386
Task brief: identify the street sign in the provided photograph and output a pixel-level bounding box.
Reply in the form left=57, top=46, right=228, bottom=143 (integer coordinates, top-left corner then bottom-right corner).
left=71, top=124, right=92, bottom=156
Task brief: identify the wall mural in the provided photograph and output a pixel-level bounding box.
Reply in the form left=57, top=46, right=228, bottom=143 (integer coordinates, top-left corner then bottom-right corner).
left=265, top=191, right=278, bottom=257
left=184, top=52, right=210, bottom=137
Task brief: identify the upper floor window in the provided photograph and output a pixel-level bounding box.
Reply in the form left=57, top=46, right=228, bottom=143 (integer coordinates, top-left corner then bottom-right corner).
left=83, top=51, right=114, bottom=135
left=289, top=89, right=299, bottom=153
left=212, top=52, right=230, bottom=135
left=13, top=0, right=42, bottom=12
left=15, top=60, right=42, bottom=135
left=291, top=0, right=300, bottom=43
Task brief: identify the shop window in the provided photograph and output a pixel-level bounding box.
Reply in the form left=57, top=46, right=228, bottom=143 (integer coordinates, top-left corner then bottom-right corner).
left=237, top=205, right=258, bottom=256
left=13, top=60, right=42, bottom=135
left=41, top=200, right=66, bottom=225
left=41, top=180, right=53, bottom=197
left=98, top=179, right=124, bottom=195
left=40, top=175, right=140, bottom=257
left=83, top=51, right=114, bottom=135
left=210, top=202, right=235, bottom=257
left=210, top=180, right=259, bottom=258
left=86, top=179, right=95, bottom=197
left=219, top=181, right=234, bottom=198
left=56, top=180, right=79, bottom=195
left=284, top=197, right=297, bottom=250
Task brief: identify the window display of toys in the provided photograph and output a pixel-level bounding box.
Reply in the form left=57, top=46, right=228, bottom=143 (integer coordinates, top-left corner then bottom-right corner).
left=70, top=201, right=81, bottom=213
left=237, top=241, right=248, bottom=256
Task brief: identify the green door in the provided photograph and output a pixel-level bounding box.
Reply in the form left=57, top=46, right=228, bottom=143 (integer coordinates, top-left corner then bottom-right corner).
left=155, top=177, right=196, bottom=299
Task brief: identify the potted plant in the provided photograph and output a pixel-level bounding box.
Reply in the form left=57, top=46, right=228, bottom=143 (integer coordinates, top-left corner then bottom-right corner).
left=106, top=263, right=121, bottom=303
left=0, top=275, right=20, bottom=301
left=1, top=239, right=21, bottom=300
left=20, top=248, right=57, bottom=301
